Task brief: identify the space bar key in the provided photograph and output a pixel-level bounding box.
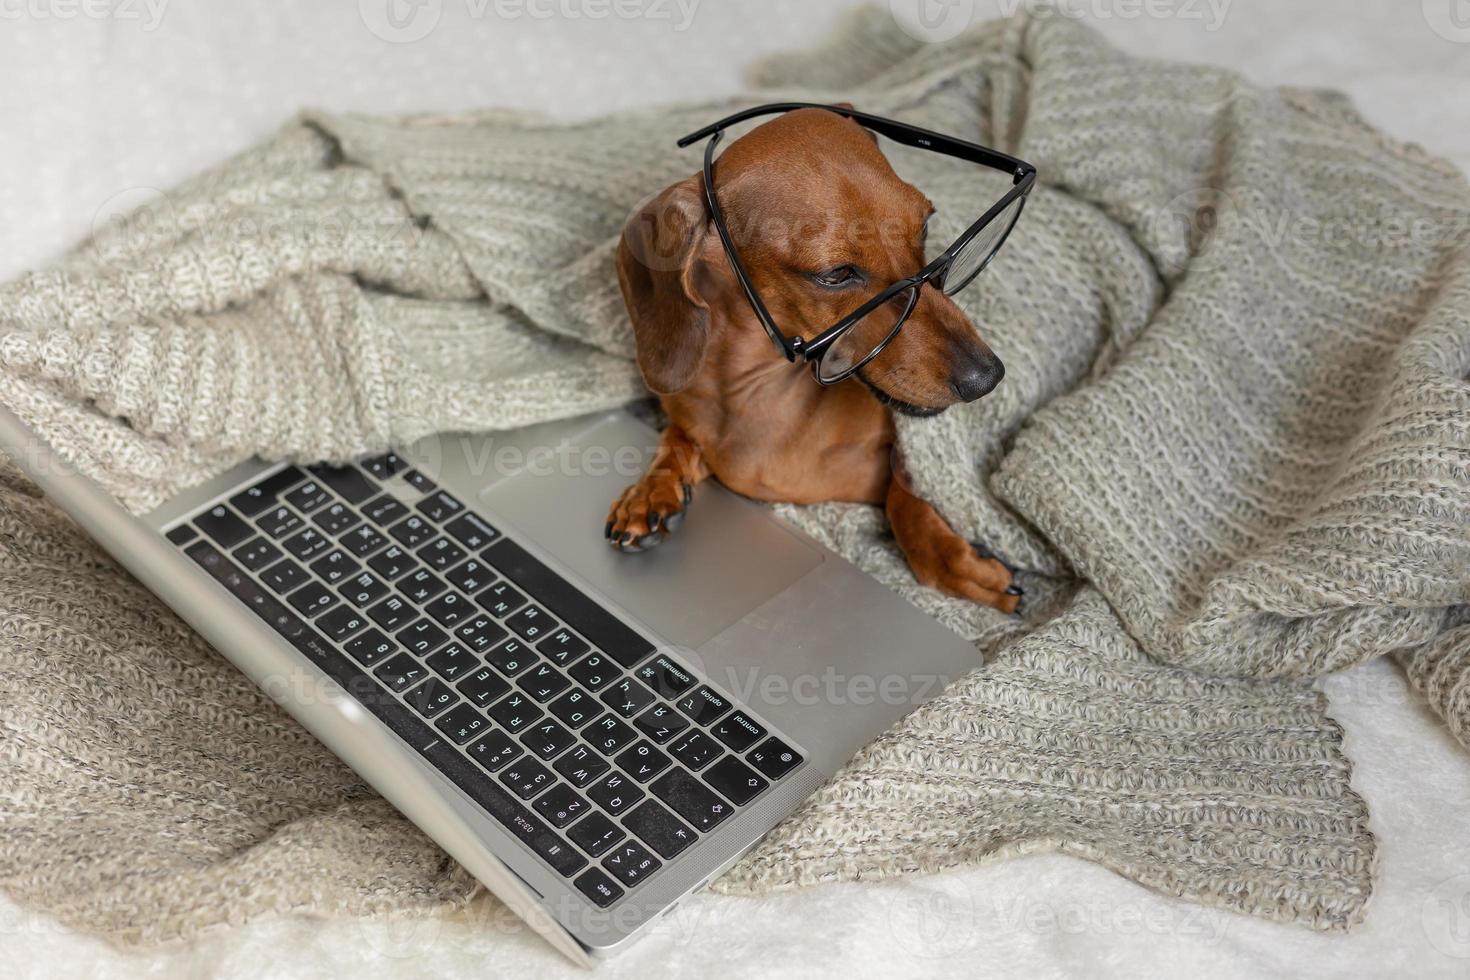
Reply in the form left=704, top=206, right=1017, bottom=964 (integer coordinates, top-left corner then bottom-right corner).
left=422, top=742, right=586, bottom=877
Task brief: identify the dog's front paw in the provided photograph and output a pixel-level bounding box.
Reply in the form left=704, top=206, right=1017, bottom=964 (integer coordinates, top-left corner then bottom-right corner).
left=605, top=475, right=692, bottom=552
left=915, top=539, right=1022, bottom=614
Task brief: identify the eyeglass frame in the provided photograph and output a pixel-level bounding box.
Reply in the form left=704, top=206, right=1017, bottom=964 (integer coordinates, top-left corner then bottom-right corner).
left=677, top=101, right=1037, bottom=384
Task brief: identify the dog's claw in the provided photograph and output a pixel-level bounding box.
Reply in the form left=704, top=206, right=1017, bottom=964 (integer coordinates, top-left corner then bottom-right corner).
left=683, top=483, right=693, bottom=504
left=1005, top=584, right=1024, bottom=596
left=604, top=521, right=614, bottom=539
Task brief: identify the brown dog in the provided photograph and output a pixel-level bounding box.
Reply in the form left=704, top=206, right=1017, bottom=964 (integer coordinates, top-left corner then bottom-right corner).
left=608, top=108, right=1020, bottom=613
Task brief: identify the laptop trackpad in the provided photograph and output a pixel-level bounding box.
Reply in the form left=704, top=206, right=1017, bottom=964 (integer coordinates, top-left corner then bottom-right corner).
left=475, top=415, right=824, bottom=650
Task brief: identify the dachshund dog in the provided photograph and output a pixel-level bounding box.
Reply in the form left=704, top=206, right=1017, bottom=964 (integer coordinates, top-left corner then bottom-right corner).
left=607, top=108, right=1020, bottom=613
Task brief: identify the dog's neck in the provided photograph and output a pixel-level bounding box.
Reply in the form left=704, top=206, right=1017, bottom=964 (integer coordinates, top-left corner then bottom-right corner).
left=659, top=320, right=895, bottom=506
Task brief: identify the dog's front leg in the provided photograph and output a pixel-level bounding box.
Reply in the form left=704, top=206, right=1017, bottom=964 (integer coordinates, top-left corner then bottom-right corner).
left=886, top=469, right=1020, bottom=614
left=605, top=424, right=708, bottom=552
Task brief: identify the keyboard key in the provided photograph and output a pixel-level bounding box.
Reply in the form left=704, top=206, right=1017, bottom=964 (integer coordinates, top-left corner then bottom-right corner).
left=676, top=685, right=730, bottom=726
left=415, top=490, right=465, bottom=523
left=602, top=841, right=660, bottom=888
left=537, top=628, right=589, bottom=666
left=340, top=570, right=390, bottom=607
left=703, top=755, right=768, bottom=806
left=466, top=729, right=521, bottom=772
left=367, top=595, right=414, bottom=631
left=458, top=667, right=511, bottom=708
left=633, top=703, right=689, bottom=744
left=587, top=771, right=643, bottom=816
left=399, top=568, right=448, bottom=605
left=443, top=512, right=500, bottom=551
left=341, top=524, right=389, bottom=558
left=747, top=737, right=803, bottom=780
left=165, top=524, right=198, bottom=545
left=652, top=768, right=735, bottom=832
left=195, top=504, right=252, bottom=547
left=488, top=538, right=654, bottom=669
left=282, top=528, right=330, bottom=561
left=569, top=815, right=625, bottom=859
left=424, top=591, right=473, bottom=627
left=319, top=604, right=368, bottom=641
left=308, top=464, right=377, bottom=505
left=418, top=537, right=466, bottom=572
left=601, top=677, right=657, bottom=719
left=283, top=479, right=330, bottom=513
left=424, top=641, right=476, bottom=682
left=233, top=536, right=282, bottom=571
left=566, top=652, right=618, bottom=691
left=397, top=618, right=450, bottom=656
left=402, top=469, right=437, bottom=493
left=548, top=688, right=599, bottom=728
left=553, top=744, right=609, bottom=788
left=260, top=559, right=308, bottom=594
left=621, top=800, right=696, bottom=859
left=288, top=582, right=338, bottom=617
left=615, top=740, right=672, bottom=783
left=389, top=515, right=435, bottom=549
left=344, top=628, right=397, bottom=668
left=444, top=558, right=494, bottom=596
left=435, top=703, right=490, bottom=745
left=668, top=730, right=722, bottom=771
left=360, top=452, right=407, bottom=480
left=518, top=663, right=570, bottom=703
left=711, top=711, right=766, bottom=753
left=313, top=502, right=360, bottom=536
left=534, top=783, right=590, bottom=828
left=573, top=868, right=623, bottom=908
left=404, top=677, right=457, bottom=718
left=482, top=636, right=533, bottom=674
left=256, top=505, right=303, bottom=539
left=440, top=607, right=503, bottom=653
left=523, top=718, right=577, bottom=760
left=229, top=466, right=305, bottom=516
left=362, top=494, right=409, bottom=527
left=500, top=757, right=554, bottom=799
left=488, top=692, right=542, bottom=734
left=310, top=548, right=359, bottom=585
left=634, top=655, right=697, bottom=698
left=478, top=581, right=528, bottom=618
left=367, top=545, right=417, bottom=580
left=375, top=653, right=428, bottom=692
left=587, top=714, right=638, bottom=756
left=505, top=604, right=556, bottom=642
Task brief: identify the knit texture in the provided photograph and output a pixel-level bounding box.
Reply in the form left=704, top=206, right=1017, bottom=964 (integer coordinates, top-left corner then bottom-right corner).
left=6, top=5, right=1464, bottom=944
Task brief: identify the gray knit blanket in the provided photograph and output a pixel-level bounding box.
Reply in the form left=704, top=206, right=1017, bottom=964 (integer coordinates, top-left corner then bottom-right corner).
left=3, top=8, right=1467, bottom=945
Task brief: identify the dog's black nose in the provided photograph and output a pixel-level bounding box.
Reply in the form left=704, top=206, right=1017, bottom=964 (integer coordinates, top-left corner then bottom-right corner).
left=949, top=350, right=1004, bottom=402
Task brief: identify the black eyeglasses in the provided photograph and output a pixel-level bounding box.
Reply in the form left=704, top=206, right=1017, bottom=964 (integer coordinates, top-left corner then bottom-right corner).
left=678, top=102, right=1036, bottom=384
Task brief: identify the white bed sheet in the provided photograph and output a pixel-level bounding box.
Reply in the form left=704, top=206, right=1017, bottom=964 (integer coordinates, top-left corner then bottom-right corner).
left=2, top=1, right=1468, bottom=976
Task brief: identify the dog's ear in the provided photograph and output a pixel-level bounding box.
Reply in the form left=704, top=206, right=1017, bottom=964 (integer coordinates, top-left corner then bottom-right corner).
left=616, top=174, right=715, bottom=395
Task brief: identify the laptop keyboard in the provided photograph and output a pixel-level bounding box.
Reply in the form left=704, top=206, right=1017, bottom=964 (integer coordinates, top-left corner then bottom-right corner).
left=165, top=456, right=805, bottom=911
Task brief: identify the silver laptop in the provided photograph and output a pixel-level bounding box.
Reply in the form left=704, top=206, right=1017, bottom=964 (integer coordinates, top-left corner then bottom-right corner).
left=0, top=401, right=977, bottom=964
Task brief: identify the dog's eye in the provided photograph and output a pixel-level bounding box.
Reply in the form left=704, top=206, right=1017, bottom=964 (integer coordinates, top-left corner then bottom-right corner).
left=812, top=265, right=862, bottom=288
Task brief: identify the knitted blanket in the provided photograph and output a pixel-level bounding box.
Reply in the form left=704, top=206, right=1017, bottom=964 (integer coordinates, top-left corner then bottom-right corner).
left=5, top=7, right=1467, bottom=946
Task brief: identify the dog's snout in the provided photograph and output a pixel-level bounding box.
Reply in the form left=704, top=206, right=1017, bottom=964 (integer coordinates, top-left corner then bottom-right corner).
left=949, top=349, right=1004, bottom=402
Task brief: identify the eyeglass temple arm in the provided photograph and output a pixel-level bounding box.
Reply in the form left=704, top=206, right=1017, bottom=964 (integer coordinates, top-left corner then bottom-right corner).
left=677, top=102, right=1035, bottom=182
left=699, top=132, right=801, bottom=361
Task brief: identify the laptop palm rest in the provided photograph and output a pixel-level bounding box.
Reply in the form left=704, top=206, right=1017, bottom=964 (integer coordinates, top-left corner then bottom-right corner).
left=468, top=413, right=824, bottom=650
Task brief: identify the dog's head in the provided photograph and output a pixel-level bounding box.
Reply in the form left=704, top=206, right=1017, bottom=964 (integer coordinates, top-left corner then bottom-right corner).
left=617, top=107, right=1004, bottom=415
